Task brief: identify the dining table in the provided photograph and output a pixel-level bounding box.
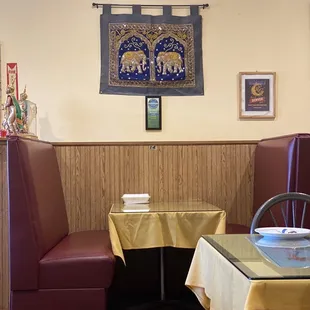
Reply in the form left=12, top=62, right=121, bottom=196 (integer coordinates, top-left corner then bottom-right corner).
left=108, top=201, right=226, bottom=300
left=186, top=233, right=310, bottom=310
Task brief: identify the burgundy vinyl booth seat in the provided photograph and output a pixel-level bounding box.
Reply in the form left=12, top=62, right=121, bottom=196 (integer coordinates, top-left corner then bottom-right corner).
left=227, top=133, right=310, bottom=234
left=7, top=137, right=115, bottom=310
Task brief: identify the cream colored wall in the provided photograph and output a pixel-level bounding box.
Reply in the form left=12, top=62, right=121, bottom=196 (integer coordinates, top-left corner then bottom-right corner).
left=0, top=0, right=310, bottom=142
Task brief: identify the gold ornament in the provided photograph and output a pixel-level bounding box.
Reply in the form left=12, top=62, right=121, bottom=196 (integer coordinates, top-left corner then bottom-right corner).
left=6, top=76, right=16, bottom=95
left=20, top=85, right=28, bottom=101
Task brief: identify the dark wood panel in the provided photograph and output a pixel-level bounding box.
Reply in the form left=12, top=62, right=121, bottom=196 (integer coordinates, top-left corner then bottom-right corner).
left=0, top=142, right=256, bottom=310
left=0, top=144, right=8, bottom=310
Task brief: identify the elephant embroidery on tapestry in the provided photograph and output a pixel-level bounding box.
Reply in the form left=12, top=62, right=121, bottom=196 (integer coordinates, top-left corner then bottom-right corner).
left=110, top=23, right=194, bottom=86
left=100, top=5, right=204, bottom=96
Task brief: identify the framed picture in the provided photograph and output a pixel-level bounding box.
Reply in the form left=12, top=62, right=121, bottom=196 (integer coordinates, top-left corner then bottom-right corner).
left=239, top=72, right=276, bottom=119
left=145, top=96, right=162, bottom=130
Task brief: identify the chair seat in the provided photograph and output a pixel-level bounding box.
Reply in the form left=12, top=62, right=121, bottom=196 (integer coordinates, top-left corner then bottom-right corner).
left=39, top=230, right=115, bottom=289
left=226, top=223, right=250, bottom=234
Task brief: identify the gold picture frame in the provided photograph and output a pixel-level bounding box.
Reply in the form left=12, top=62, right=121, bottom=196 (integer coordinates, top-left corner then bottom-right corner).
left=239, top=72, right=276, bottom=119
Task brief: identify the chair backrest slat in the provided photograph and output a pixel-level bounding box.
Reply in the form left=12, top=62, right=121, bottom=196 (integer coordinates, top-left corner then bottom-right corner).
left=280, top=203, right=288, bottom=227
left=292, top=200, right=297, bottom=227
left=301, top=201, right=307, bottom=228
left=269, top=210, right=279, bottom=227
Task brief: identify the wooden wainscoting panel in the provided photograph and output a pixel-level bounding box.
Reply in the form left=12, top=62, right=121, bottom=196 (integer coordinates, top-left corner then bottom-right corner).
left=56, top=146, right=108, bottom=232
left=55, top=143, right=256, bottom=231
left=0, top=141, right=256, bottom=310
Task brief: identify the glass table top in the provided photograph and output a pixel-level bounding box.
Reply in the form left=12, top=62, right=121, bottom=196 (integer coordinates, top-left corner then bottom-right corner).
left=203, top=234, right=310, bottom=280
left=110, top=201, right=221, bottom=213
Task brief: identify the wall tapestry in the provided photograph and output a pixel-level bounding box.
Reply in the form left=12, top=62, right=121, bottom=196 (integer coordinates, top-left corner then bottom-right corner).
left=100, top=5, right=204, bottom=96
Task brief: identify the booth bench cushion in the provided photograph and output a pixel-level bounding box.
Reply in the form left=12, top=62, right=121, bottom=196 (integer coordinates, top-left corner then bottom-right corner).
left=39, top=230, right=115, bottom=289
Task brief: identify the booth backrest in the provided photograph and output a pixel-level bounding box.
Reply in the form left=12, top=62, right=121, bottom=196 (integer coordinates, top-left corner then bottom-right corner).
left=253, top=133, right=310, bottom=227
left=7, top=137, right=69, bottom=290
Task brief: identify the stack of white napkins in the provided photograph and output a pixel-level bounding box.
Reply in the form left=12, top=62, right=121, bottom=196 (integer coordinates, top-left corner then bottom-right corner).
left=122, top=204, right=150, bottom=213
left=122, top=193, right=150, bottom=205
left=121, top=194, right=150, bottom=212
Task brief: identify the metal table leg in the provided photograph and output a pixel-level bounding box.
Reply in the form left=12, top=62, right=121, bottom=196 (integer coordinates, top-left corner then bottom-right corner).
left=160, top=247, right=165, bottom=301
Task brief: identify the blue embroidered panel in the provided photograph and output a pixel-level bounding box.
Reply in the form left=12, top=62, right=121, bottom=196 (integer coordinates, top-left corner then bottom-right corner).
left=154, top=37, right=185, bottom=82
left=119, top=36, right=150, bottom=81
left=100, top=7, right=204, bottom=96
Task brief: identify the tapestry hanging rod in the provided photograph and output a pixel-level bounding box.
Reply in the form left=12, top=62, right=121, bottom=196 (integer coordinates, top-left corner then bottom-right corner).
left=92, top=3, right=209, bottom=9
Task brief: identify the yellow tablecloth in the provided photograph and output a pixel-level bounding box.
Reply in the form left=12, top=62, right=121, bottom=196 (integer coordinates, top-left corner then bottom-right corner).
left=108, top=202, right=226, bottom=262
left=186, top=237, right=310, bottom=310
